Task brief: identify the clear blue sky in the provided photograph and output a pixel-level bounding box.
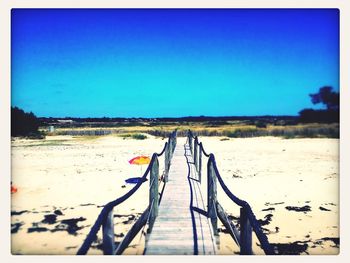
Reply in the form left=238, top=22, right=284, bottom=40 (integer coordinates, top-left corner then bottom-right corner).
left=11, top=9, right=339, bottom=118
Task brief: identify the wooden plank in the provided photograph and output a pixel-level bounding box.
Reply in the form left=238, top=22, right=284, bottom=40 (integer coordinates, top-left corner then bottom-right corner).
left=145, top=138, right=217, bottom=255
left=146, top=247, right=194, bottom=255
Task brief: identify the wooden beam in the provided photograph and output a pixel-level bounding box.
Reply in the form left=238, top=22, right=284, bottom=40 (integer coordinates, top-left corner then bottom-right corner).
left=114, top=208, right=150, bottom=255
left=165, top=142, right=170, bottom=182
left=102, top=209, right=115, bottom=255
left=194, top=137, right=198, bottom=171
left=240, top=207, right=253, bottom=255
left=207, top=158, right=218, bottom=235
left=216, top=202, right=240, bottom=246
left=198, top=144, right=202, bottom=183
left=149, top=157, right=159, bottom=232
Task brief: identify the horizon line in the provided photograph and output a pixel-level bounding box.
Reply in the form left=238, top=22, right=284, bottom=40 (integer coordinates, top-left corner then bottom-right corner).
left=37, top=114, right=299, bottom=119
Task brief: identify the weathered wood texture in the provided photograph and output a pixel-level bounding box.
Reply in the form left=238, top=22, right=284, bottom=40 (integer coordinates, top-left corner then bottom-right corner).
left=240, top=207, right=253, bottom=255
left=149, top=158, right=159, bottom=232
left=216, top=202, right=240, bottom=246
left=115, top=208, right=149, bottom=255
left=102, top=209, right=115, bottom=255
left=207, top=158, right=218, bottom=235
left=145, top=138, right=217, bottom=255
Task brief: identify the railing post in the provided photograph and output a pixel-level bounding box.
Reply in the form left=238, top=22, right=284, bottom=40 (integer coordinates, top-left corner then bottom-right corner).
left=171, top=137, right=174, bottom=153
left=102, top=209, right=115, bottom=255
left=188, top=131, right=193, bottom=153
left=169, top=135, right=173, bottom=156
left=198, top=144, right=202, bottom=183
left=207, top=156, right=218, bottom=235
left=165, top=142, right=170, bottom=182
left=149, top=156, right=159, bottom=232
left=172, top=135, right=176, bottom=154
left=240, top=207, right=253, bottom=255
left=194, top=137, right=198, bottom=171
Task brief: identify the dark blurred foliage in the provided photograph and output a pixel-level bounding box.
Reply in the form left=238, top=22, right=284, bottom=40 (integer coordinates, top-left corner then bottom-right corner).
left=11, top=106, right=42, bottom=137
left=299, top=87, right=339, bottom=123
left=310, top=86, right=339, bottom=110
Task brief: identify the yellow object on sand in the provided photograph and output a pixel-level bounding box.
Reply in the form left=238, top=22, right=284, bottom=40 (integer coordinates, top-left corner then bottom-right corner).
left=128, top=156, right=151, bottom=165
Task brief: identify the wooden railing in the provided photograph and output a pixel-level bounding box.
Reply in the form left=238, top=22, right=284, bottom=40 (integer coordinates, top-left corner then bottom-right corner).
left=77, top=130, right=177, bottom=255
left=187, top=130, right=275, bottom=255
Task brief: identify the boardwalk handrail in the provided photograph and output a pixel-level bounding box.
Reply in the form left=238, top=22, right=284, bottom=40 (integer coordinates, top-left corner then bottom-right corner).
left=77, top=130, right=177, bottom=255
left=187, top=130, right=275, bottom=255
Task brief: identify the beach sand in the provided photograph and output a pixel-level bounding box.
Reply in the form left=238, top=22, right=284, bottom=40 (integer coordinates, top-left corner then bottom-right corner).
left=11, top=135, right=339, bottom=255
left=198, top=136, right=339, bottom=255
left=11, top=135, right=165, bottom=255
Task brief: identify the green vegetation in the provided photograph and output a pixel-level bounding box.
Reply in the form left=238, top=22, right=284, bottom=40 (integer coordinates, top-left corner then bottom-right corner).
left=117, top=133, right=148, bottom=140
left=299, top=86, right=339, bottom=123
left=11, top=107, right=44, bottom=139
left=226, top=128, right=259, bottom=138
left=255, top=120, right=267, bottom=128
left=224, top=125, right=339, bottom=139
left=32, top=86, right=339, bottom=140
left=117, top=133, right=133, bottom=139
left=48, top=122, right=338, bottom=139
left=131, top=133, right=147, bottom=140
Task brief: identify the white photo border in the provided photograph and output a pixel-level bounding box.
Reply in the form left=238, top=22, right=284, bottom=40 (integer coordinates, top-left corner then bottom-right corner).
left=1, top=1, right=349, bottom=262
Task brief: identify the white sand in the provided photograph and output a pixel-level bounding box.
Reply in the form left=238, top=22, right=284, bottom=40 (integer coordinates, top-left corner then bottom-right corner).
left=11, top=135, right=165, bottom=255
left=197, top=136, right=339, bottom=255
left=11, top=135, right=339, bottom=255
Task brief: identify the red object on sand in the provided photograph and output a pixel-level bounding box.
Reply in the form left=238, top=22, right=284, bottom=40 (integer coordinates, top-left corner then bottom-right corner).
left=128, top=156, right=151, bottom=165
left=11, top=185, right=18, bottom=194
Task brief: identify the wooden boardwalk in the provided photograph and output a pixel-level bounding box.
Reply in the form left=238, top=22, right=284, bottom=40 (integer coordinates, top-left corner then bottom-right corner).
left=77, top=131, right=275, bottom=256
left=145, top=138, right=217, bottom=255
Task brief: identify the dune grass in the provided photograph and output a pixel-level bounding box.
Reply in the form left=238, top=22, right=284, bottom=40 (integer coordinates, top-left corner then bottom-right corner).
left=45, top=121, right=339, bottom=139
left=116, top=133, right=148, bottom=140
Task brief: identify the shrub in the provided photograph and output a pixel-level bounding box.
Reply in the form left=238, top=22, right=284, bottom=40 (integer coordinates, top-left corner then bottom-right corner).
left=131, top=133, right=147, bottom=140
left=255, top=120, right=267, bottom=128
left=205, top=121, right=229, bottom=127
left=299, top=86, right=339, bottom=123
left=11, top=107, right=43, bottom=138
left=299, top=109, right=339, bottom=123
left=226, top=128, right=260, bottom=138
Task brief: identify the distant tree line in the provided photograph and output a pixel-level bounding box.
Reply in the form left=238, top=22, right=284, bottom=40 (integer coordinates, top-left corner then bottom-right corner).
left=39, top=115, right=297, bottom=125
left=299, top=86, right=339, bottom=123
left=11, top=107, right=42, bottom=137
left=12, top=86, right=338, bottom=137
